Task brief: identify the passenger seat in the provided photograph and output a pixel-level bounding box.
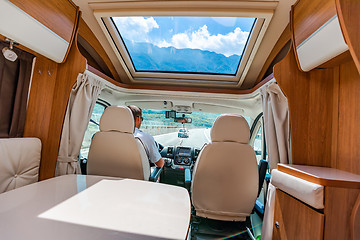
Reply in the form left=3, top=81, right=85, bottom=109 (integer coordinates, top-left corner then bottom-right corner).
left=191, top=114, right=259, bottom=221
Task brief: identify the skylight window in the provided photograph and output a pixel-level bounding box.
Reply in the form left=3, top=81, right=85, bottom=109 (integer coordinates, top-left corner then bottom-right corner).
left=96, top=1, right=274, bottom=86
left=112, top=17, right=256, bottom=75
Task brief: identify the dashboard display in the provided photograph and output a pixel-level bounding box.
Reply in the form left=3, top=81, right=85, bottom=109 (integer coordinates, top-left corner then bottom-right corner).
left=178, top=147, right=191, bottom=156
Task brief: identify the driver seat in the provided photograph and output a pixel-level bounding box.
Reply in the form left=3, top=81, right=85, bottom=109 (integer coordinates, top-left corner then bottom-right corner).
left=87, top=106, right=151, bottom=180
left=191, top=114, right=258, bottom=221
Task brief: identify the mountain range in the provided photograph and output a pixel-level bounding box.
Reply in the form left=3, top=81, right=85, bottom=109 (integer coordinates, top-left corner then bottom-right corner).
left=124, top=40, right=241, bottom=75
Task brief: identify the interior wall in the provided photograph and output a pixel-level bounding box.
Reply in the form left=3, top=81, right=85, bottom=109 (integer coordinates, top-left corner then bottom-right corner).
left=0, top=0, right=85, bottom=179
left=273, top=47, right=335, bottom=168
left=24, top=37, right=87, bottom=180
left=272, top=0, right=360, bottom=175
left=337, top=59, right=360, bottom=174
left=274, top=46, right=360, bottom=175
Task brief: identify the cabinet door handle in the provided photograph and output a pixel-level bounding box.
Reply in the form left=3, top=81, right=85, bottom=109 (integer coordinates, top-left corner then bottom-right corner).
left=275, top=221, right=280, bottom=229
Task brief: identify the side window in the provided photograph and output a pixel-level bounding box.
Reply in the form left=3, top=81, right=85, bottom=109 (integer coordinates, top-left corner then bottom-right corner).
left=80, top=102, right=106, bottom=160
left=254, top=126, right=263, bottom=162
left=250, top=113, right=270, bottom=219
left=250, top=113, right=267, bottom=164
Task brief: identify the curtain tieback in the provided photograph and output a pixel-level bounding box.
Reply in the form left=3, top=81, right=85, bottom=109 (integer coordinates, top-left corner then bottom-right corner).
left=57, top=156, right=78, bottom=163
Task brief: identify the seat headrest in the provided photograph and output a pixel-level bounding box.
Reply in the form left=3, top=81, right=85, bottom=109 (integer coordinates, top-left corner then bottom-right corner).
left=99, top=106, right=134, bottom=133
left=211, top=114, right=250, bottom=143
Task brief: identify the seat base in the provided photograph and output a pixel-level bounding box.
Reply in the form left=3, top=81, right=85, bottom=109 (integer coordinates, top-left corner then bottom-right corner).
left=190, top=215, right=252, bottom=240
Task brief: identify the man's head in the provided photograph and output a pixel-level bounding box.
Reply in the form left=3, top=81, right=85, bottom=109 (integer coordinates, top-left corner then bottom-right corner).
left=127, top=105, right=143, bottom=129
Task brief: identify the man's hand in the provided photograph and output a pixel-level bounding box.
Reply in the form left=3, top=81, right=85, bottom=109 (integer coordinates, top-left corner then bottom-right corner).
left=155, top=158, right=165, bottom=168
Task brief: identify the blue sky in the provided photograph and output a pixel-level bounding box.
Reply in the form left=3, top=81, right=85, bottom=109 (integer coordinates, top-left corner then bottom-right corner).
left=113, top=16, right=255, bottom=57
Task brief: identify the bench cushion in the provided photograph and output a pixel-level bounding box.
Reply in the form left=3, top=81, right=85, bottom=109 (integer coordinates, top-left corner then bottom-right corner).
left=271, top=169, right=324, bottom=209
left=0, top=138, right=41, bottom=193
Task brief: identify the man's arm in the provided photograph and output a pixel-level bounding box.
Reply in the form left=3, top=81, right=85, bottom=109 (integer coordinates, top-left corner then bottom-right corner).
left=154, top=158, right=164, bottom=168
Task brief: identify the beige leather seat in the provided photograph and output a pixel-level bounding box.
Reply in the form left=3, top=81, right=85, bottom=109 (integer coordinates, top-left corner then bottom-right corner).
left=191, top=114, right=259, bottom=221
left=87, top=106, right=150, bottom=180
left=0, top=138, right=41, bottom=193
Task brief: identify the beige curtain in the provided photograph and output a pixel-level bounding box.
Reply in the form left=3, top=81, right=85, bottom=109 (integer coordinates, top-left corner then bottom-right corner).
left=56, top=73, right=104, bottom=175
left=260, top=82, right=290, bottom=170
left=261, top=183, right=276, bottom=240
left=260, top=81, right=290, bottom=240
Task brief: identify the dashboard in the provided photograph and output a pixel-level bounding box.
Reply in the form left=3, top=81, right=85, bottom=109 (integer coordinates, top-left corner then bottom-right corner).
left=160, top=146, right=201, bottom=169
left=159, top=146, right=201, bottom=189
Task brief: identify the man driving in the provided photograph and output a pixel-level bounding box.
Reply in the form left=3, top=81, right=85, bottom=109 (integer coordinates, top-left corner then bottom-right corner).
left=127, top=105, right=165, bottom=168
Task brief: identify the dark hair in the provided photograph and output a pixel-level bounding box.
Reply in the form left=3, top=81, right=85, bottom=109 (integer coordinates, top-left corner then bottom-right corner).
left=127, top=105, right=142, bottom=122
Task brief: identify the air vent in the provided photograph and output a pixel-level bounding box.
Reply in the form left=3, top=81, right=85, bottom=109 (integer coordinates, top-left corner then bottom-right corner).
left=168, top=147, right=173, bottom=154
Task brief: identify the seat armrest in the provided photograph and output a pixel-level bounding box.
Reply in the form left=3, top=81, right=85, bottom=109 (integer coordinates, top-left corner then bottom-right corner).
left=149, top=167, right=163, bottom=182
left=184, top=168, right=191, bottom=191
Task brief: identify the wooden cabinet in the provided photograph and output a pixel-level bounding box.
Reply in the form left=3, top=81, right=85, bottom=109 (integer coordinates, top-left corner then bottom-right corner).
left=6, top=0, right=79, bottom=62
left=290, top=0, right=348, bottom=72
left=273, top=164, right=360, bottom=240
left=273, top=189, right=324, bottom=240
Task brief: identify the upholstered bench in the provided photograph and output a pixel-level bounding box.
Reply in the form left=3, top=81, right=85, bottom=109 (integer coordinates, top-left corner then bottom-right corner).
left=0, top=138, right=41, bottom=193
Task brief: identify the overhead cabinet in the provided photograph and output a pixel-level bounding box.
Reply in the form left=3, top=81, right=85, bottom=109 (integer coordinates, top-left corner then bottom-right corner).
left=0, top=0, right=79, bottom=63
left=291, top=0, right=348, bottom=72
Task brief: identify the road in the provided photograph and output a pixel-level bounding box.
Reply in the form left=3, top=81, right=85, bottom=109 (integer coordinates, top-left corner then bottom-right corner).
left=154, top=128, right=211, bottom=148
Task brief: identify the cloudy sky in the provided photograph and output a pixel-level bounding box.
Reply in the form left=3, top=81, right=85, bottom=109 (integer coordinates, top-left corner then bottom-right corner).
left=113, top=16, right=255, bottom=57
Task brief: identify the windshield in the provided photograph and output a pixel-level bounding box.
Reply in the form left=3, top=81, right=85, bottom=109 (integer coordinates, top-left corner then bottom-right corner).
left=141, top=109, right=251, bottom=148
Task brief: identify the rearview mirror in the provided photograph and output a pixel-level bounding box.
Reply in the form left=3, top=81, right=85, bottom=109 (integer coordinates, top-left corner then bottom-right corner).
left=174, top=117, right=192, bottom=123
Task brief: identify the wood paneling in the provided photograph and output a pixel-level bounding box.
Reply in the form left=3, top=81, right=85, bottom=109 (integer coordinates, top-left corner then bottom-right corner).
left=351, top=193, right=360, bottom=240
left=337, top=59, right=360, bottom=174
left=274, top=46, right=360, bottom=174
left=324, top=187, right=360, bottom=240
left=274, top=47, right=335, bottom=167
left=38, top=39, right=86, bottom=180
left=24, top=25, right=86, bottom=179
left=10, top=0, right=79, bottom=62
left=10, top=0, right=78, bottom=43
left=317, top=50, right=352, bottom=69
left=275, top=165, right=360, bottom=239
left=291, top=0, right=337, bottom=47
left=272, top=1, right=360, bottom=238
left=330, top=65, right=340, bottom=169
left=274, top=0, right=360, bottom=176
left=336, top=0, right=360, bottom=73
left=78, top=18, right=121, bottom=82
left=24, top=56, right=58, bottom=152
left=273, top=189, right=324, bottom=240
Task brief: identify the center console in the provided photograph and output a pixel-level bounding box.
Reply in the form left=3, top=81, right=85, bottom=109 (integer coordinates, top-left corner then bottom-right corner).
left=160, top=146, right=201, bottom=188
left=174, top=147, right=192, bottom=166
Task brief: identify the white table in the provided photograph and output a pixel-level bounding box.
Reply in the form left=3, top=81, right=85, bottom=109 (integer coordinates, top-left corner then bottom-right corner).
left=0, top=175, right=191, bottom=240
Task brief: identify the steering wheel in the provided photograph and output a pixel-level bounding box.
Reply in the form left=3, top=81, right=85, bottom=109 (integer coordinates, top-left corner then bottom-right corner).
left=155, top=141, right=164, bottom=152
